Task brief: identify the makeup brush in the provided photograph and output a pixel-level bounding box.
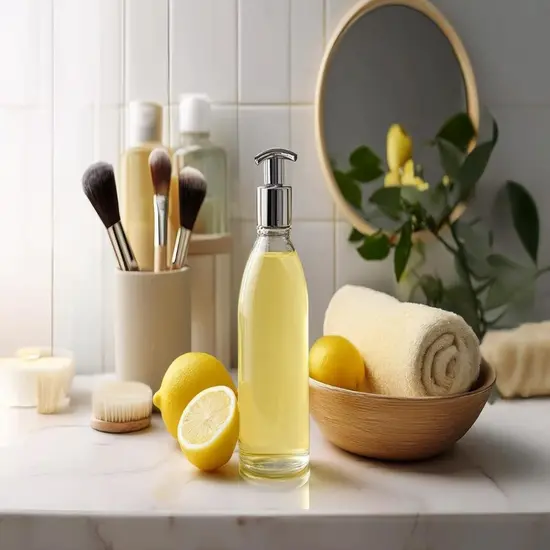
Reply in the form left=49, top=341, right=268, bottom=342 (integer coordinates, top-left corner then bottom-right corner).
left=82, top=161, right=139, bottom=271
left=149, top=148, right=172, bottom=272
left=171, top=166, right=207, bottom=270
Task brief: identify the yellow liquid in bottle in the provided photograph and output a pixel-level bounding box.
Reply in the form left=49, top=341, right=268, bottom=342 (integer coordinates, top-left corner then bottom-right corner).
left=119, top=145, right=158, bottom=271
left=238, top=250, right=309, bottom=480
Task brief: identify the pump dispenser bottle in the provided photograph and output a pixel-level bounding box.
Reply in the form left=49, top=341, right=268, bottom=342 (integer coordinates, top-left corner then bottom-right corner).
left=238, top=148, right=309, bottom=480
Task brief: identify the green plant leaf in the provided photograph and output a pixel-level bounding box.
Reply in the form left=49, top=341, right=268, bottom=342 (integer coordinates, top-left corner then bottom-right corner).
left=357, top=232, right=392, bottom=260
left=349, top=146, right=383, bottom=183
left=417, top=274, right=444, bottom=307
left=334, top=169, right=361, bottom=208
left=436, top=138, right=464, bottom=180
left=436, top=113, right=476, bottom=152
left=505, top=180, right=539, bottom=264
left=453, top=220, right=492, bottom=280
left=348, top=227, right=363, bottom=243
left=350, top=166, right=384, bottom=183
left=369, top=187, right=402, bottom=220
left=441, top=283, right=481, bottom=336
left=402, top=182, right=447, bottom=223
left=487, top=253, right=524, bottom=271
left=400, top=186, right=425, bottom=206
left=394, top=221, right=413, bottom=282
left=485, top=253, right=537, bottom=310
left=456, top=119, right=499, bottom=201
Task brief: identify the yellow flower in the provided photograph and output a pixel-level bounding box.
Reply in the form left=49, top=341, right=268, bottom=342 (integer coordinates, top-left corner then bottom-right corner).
left=442, top=175, right=451, bottom=186
left=383, top=124, right=428, bottom=191
left=387, top=124, right=412, bottom=172
left=384, top=170, right=401, bottom=187
left=401, top=160, right=429, bottom=191
left=385, top=159, right=428, bottom=191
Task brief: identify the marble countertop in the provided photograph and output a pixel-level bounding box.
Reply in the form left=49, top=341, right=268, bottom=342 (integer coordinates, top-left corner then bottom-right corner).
left=0, top=376, right=549, bottom=550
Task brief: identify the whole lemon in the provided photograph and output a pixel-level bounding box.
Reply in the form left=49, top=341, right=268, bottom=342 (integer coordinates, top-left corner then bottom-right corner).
left=309, top=335, right=365, bottom=390
left=153, top=352, right=236, bottom=439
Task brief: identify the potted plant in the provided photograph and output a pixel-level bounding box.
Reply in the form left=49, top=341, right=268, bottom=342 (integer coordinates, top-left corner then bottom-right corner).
left=332, top=113, right=547, bottom=343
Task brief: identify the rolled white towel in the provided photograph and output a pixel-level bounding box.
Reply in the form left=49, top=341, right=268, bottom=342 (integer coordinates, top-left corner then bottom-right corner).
left=481, top=322, right=550, bottom=398
left=323, top=285, right=481, bottom=397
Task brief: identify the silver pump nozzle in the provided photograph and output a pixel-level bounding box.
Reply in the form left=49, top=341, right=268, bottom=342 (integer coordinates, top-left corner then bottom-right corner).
left=254, top=147, right=298, bottom=228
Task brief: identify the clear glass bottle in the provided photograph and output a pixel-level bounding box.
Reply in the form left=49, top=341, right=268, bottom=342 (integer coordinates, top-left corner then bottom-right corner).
left=238, top=148, right=310, bottom=481
left=171, top=94, right=228, bottom=236
left=119, top=101, right=163, bottom=271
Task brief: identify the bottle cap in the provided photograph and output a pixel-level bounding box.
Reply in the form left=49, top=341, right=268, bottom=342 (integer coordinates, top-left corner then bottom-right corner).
left=128, top=101, right=162, bottom=147
left=179, top=94, right=211, bottom=134
left=254, top=148, right=298, bottom=228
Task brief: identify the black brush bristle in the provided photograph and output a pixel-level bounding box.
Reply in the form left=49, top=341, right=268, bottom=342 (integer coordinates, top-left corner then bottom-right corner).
left=82, top=161, right=120, bottom=228
left=178, top=166, right=207, bottom=231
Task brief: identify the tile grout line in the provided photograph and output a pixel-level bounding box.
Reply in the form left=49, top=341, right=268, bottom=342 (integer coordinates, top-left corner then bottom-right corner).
left=50, top=0, right=55, bottom=353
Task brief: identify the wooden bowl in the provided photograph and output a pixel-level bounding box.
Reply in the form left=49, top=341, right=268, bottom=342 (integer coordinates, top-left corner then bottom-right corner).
left=310, top=360, right=495, bottom=461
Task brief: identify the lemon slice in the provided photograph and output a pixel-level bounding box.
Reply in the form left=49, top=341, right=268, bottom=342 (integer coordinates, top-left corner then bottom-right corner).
left=177, top=385, right=239, bottom=472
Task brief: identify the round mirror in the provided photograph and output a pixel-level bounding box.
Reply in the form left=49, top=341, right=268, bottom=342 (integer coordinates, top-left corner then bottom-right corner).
left=315, top=0, right=479, bottom=235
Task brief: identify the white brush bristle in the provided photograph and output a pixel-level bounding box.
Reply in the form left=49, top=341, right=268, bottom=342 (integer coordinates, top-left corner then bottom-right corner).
left=180, top=165, right=203, bottom=180
left=36, top=369, right=67, bottom=414
left=92, top=381, right=152, bottom=423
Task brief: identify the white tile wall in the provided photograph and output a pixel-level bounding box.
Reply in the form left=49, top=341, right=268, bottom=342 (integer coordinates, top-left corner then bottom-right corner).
left=290, top=0, right=324, bottom=103
left=125, top=0, right=169, bottom=104
left=1, top=0, right=549, bottom=370
left=292, top=221, right=335, bottom=346
left=289, top=106, right=333, bottom=220
left=53, top=0, right=99, bottom=107
left=238, top=0, right=290, bottom=103
left=170, top=0, right=237, bottom=103
left=0, top=0, right=52, bottom=107
left=237, top=106, right=290, bottom=219
left=52, top=106, right=103, bottom=373
left=0, top=108, right=52, bottom=352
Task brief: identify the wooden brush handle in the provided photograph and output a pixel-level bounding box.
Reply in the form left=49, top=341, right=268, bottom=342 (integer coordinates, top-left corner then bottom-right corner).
left=154, top=245, right=167, bottom=272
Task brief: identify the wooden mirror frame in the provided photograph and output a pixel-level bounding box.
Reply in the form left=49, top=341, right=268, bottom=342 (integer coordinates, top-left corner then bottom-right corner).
left=314, top=0, right=480, bottom=236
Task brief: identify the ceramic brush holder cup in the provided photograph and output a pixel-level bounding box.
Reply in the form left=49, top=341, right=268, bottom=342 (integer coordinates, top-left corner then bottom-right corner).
left=114, top=268, right=191, bottom=394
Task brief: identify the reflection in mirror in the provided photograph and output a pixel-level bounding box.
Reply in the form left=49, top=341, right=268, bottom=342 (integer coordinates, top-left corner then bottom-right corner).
left=321, top=5, right=471, bottom=230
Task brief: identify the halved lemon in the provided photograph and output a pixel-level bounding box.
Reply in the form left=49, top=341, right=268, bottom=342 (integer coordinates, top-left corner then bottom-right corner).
left=177, top=385, right=239, bottom=472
